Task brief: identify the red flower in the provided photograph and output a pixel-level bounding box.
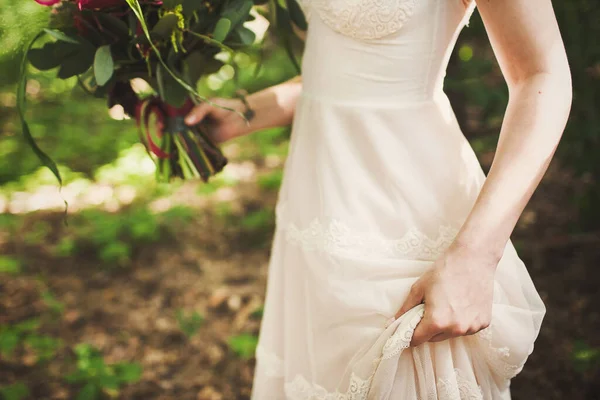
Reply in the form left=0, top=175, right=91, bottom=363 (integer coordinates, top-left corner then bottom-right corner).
left=77, top=0, right=125, bottom=9
left=34, top=0, right=61, bottom=5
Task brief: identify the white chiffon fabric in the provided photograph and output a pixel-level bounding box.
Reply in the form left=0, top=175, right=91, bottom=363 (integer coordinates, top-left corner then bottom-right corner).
left=251, top=0, right=546, bottom=399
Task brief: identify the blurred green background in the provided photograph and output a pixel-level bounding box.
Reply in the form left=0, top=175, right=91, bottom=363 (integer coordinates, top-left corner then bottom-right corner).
left=0, top=1, right=599, bottom=399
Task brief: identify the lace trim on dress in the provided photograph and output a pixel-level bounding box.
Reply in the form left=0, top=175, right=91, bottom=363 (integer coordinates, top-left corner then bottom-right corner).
left=436, top=368, right=484, bottom=400
left=276, top=203, right=459, bottom=261
left=258, top=346, right=488, bottom=400
left=297, top=0, right=417, bottom=40
left=475, top=326, right=523, bottom=380
left=382, top=306, right=425, bottom=359
left=285, top=373, right=372, bottom=400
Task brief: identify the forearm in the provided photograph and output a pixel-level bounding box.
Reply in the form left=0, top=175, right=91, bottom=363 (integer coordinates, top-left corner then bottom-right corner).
left=454, top=72, right=572, bottom=262
left=243, top=75, right=303, bottom=134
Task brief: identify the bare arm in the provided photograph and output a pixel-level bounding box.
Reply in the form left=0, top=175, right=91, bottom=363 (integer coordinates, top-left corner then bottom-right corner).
left=456, top=0, right=572, bottom=258
left=396, top=0, right=571, bottom=346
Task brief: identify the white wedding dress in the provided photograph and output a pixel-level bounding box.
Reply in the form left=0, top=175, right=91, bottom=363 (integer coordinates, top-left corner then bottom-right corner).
left=251, top=0, right=546, bottom=398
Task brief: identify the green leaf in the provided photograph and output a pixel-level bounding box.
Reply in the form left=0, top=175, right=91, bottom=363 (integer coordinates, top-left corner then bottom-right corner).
left=43, top=28, right=80, bottom=44
left=95, top=13, right=130, bottom=39
left=76, top=383, right=99, bottom=400
left=288, top=0, right=308, bottom=30
left=152, top=14, right=180, bottom=38
left=18, top=32, right=62, bottom=185
left=58, top=41, right=96, bottom=79
left=156, top=64, right=189, bottom=107
left=221, top=0, right=254, bottom=30
left=93, top=45, right=114, bottom=86
left=232, top=26, right=256, bottom=45
left=28, top=43, right=62, bottom=71
left=213, top=18, right=232, bottom=42
left=0, top=382, right=30, bottom=400
left=114, top=363, right=143, bottom=383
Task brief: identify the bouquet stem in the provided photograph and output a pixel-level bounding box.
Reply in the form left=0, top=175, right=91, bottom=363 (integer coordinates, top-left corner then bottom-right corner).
left=135, top=97, right=228, bottom=182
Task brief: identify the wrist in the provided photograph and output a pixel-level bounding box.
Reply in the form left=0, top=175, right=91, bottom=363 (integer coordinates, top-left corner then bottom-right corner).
left=449, top=233, right=505, bottom=268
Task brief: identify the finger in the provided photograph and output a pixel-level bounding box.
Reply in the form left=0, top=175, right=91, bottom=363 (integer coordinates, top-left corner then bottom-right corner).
left=394, top=285, right=423, bottom=320
left=185, top=103, right=212, bottom=125
left=428, top=332, right=453, bottom=343
left=409, top=311, right=439, bottom=347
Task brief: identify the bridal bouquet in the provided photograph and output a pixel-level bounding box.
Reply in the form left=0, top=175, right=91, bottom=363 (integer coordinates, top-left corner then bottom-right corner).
left=20, top=0, right=271, bottom=184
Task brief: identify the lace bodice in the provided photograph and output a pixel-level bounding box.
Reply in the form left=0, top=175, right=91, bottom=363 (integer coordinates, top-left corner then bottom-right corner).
left=298, top=0, right=475, bottom=40
left=298, top=0, right=417, bottom=40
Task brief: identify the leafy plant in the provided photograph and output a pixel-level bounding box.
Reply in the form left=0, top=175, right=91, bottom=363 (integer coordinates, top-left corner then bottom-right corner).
left=66, top=343, right=142, bottom=400
left=176, top=309, right=204, bottom=338
left=0, top=318, right=61, bottom=362
left=0, top=382, right=30, bottom=400
left=572, top=340, right=600, bottom=373
left=0, top=256, right=22, bottom=275
left=228, top=333, right=258, bottom=360
left=257, top=170, right=283, bottom=191
left=41, top=290, right=65, bottom=315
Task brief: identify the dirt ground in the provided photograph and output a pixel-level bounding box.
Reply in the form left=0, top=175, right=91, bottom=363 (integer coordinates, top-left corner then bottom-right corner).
left=1, top=160, right=599, bottom=400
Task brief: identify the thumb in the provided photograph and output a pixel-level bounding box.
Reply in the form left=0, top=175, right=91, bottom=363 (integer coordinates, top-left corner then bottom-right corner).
left=185, top=103, right=212, bottom=125
left=395, top=284, right=424, bottom=320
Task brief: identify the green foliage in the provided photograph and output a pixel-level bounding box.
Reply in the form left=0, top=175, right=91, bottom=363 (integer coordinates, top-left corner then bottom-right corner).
left=0, top=318, right=62, bottom=362
left=257, top=170, right=283, bottom=191
left=0, top=256, right=22, bottom=275
left=250, top=306, right=264, bottom=319
left=176, top=309, right=204, bottom=338
left=0, top=382, right=30, bottom=400
left=158, top=205, right=195, bottom=226
left=228, top=333, right=258, bottom=360
left=41, top=290, right=65, bottom=315
left=240, top=209, right=274, bottom=231
left=57, top=206, right=161, bottom=266
left=23, top=220, right=52, bottom=245
left=66, top=343, right=142, bottom=400
left=571, top=340, right=600, bottom=373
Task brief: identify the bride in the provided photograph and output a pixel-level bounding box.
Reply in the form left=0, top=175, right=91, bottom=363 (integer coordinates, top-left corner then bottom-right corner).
left=185, top=0, right=571, bottom=398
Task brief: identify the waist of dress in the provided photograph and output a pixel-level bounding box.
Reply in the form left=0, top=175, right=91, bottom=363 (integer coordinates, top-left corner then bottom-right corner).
left=299, top=88, right=447, bottom=109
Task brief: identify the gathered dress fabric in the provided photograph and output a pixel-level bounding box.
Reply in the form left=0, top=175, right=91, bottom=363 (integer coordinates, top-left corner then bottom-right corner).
left=251, top=0, right=546, bottom=399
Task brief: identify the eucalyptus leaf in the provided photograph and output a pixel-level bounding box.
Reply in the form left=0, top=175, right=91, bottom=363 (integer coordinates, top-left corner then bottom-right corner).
left=213, top=18, right=232, bottom=42
left=43, top=28, right=80, bottom=44
left=157, top=64, right=189, bottom=107
left=58, top=41, right=95, bottom=79
left=28, top=44, right=62, bottom=71
left=18, top=32, right=62, bottom=185
left=94, top=45, right=114, bottom=86
left=288, top=0, right=308, bottom=30
left=152, top=14, right=180, bottom=38
left=222, top=0, right=254, bottom=29
left=95, top=13, right=130, bottom=39
left=233, top=26, right=256, bottom=45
